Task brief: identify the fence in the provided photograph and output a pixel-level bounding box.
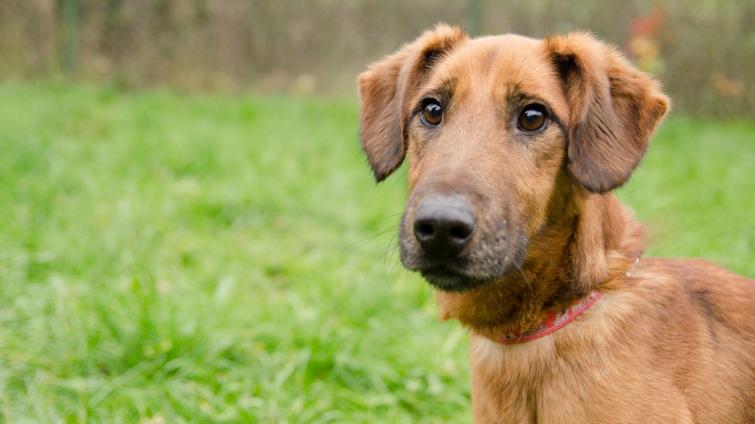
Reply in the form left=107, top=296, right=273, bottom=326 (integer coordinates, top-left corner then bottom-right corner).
left=0, top=0, right=752, bottom=117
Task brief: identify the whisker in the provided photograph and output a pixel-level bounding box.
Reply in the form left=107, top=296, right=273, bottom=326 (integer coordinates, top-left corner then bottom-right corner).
left=347, top=226, right=398, bottom=249
left=382, top=232, right=401, bottom=272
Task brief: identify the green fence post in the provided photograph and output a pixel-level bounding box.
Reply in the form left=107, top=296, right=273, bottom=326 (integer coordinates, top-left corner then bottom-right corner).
left=61, top=0, right=79, bottom=75
left=468, top=0, right=481, bottom=36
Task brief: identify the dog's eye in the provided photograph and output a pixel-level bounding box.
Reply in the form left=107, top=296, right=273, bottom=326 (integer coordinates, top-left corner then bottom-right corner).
left=517, top=104, right=548, bottom=132
left=421, top=99, right=443, bottom=126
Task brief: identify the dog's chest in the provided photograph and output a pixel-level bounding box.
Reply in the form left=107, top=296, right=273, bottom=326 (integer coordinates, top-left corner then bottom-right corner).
left=469, top=336, right=693, bottom=424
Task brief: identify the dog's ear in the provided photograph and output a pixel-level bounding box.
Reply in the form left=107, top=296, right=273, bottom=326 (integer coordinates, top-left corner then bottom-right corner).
left=545, top=33, right=670, bottom=193
left=357, top=24, right=467, bottom=182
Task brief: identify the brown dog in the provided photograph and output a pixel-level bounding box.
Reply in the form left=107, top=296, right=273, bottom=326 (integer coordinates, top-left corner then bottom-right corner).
left=357, top=25, right=755, bottom=423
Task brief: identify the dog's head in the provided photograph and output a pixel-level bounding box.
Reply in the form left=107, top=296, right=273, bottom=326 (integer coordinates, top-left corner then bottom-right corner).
left=358, top=25, right=668, bottom=292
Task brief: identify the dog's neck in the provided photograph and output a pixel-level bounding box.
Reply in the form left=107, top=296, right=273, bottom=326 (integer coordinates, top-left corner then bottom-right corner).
left=435, top=187, right=644, bottom=340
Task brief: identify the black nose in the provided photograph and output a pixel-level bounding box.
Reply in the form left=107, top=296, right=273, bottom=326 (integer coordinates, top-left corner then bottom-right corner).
left=413, top=196, right=476, bottom=258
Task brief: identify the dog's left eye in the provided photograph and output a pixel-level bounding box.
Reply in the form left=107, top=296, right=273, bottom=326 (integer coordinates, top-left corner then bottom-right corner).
left=517, top=104, right=548, bottom=132
left=421, top=99, right=443, bottom=126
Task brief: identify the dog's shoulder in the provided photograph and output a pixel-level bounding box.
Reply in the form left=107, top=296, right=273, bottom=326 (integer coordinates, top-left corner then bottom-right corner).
left=626, top=257, right=755, bottom=350
left=639, top=258, right=755, bottom=314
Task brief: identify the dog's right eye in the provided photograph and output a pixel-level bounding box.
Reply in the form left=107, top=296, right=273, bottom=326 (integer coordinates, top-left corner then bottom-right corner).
left=421, top=99, right=443, bottom=126
left=517, top=104, right=548, bottom=132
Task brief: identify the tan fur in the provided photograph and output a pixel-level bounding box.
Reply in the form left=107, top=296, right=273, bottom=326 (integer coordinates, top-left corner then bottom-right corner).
left=358, top=25, right=755, bottom=423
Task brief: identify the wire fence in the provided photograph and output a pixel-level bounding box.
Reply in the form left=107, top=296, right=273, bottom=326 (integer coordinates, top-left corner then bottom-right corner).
left=0, top=0, right=752, bottom=117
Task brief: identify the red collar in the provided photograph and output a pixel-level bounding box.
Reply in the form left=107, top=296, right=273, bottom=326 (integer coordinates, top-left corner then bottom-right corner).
left=497, top=290, right=603, bottom=345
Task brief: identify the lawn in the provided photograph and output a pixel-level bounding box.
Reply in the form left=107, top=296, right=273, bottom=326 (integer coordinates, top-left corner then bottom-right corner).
left=0, top=81, right=752, bottom=423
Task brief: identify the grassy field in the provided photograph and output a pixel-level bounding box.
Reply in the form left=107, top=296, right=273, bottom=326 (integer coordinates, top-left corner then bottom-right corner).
left=0, top=81, right=752, bottom=423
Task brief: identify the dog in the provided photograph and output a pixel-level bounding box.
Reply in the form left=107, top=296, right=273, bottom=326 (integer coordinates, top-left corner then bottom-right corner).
left=357, top=25, right=755, bottom=423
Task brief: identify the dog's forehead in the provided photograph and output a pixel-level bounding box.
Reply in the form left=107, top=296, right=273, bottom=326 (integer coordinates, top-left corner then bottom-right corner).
left=438, top=35, right=548, bottom=80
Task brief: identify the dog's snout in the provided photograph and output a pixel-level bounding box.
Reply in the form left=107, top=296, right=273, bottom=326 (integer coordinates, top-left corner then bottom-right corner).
left=413, top=196, right=476, bottom=258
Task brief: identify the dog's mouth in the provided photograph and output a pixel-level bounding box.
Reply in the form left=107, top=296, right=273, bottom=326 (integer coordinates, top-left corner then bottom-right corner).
left=419, top=265, right=491, bottom=291
left=403, top=235, right=529, bottom=292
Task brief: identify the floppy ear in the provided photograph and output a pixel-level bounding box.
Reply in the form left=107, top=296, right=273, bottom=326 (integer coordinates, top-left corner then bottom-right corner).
left=357, top=24, right=467, bottom=182
left=546, top=33, right=670, bottom=193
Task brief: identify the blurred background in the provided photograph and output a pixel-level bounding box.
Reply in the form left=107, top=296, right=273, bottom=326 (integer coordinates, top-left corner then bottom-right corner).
left=1, top=0, right=754, bottom=116
left=0, top=1, right=753, bottom=423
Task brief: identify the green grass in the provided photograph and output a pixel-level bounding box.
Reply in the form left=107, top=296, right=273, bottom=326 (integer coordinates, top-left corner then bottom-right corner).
left=0, top=81, right=752, bottom=423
